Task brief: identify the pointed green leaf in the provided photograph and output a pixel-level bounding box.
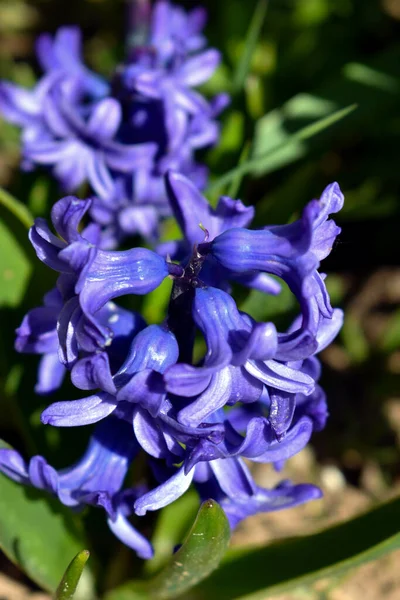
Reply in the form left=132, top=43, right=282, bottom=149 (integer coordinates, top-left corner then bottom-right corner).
left=343, top=62, right=400, bottom=93
left=0, top=186, right=34, bottom=229
left=0, top=442, right=93, bottom=595
left=106, top=499, right=230, bottom=600
left=233, top=0, right=268, bottom=92
left=56, top=550, right=91, bottom=600
left=144, top=490, right=199, bottom=576
left=191, top=494, right=400, bottom=600
left=208, top=104, right=357, bottom=193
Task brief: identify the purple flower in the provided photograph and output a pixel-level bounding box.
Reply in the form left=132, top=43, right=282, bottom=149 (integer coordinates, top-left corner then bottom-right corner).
left=36, top=181, right=343, bottom=454
left=8, top=170, right=343, bottom=553
left=160, top=171, right=282, bottom=295
left=195, top=463, right=321, bottom=530
left=15, top=286, right=146, bottom=394
left=0, top=76, right=58, bottom=146
left=35, top=26, right=109, bottom=98
left=26, top=196, right=170, bottom=368
left=134, top=454, right=321, bottom=528
left=149, top=1, right=207, bottom=61
left=24, top=89, right=156, bottom=196
left=40, top=324, right=226, bottom=459
left=0, top=417, right=153, bottom=558
left=1, top=7, right=228, bottom=247
left=196, top=180, right=344, bottom=360
left=15, top=287, right=66, bottom=395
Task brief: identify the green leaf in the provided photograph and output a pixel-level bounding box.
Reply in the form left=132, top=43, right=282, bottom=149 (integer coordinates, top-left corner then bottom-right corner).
left=191, top=495, right=400, bottom=600
left=233, top=0, right=268, bottom=92
left=343, top=62, right=400, bottom=93
left=252, top=93, right=337, bottom=162
left=56, top=549, right=91, bottom=600
left=208, top=104, right=357, bottom=193
left=0, top=442, right=94, bottom=596
left=144, top=490, right=199, bottom=576
left=0, top=207, right=32, bottom=308
left=106, top=499, right=230, bottom=600
left=0, top=186, right=34, bottom=230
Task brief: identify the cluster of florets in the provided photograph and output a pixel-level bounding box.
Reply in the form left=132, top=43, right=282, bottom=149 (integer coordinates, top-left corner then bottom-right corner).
left=0, top=169, right=343, bottom=558
left=0, top=0, right=344, bottom=560
left=0, top=1, right=227, bottom=247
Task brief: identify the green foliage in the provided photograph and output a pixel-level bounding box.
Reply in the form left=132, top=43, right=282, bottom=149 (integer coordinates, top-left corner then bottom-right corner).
left=233, top=0, right=269, bottom=93
left=0, top=442, right=94, bottom=596
left=208, top=104, right=357, bottom=193
left=144, top=490, right=199, bottom=576
left=191, top=495, right=400, bottom=600
left=0, top=215, right=32, bottom=308
left=105, top=500, right=230, bottom=600
left=0, top=186, right=34, bottom=230
left=56, top=549, right=92, bottom=600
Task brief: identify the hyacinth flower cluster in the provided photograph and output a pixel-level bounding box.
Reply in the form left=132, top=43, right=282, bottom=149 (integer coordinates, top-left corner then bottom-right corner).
left=0, top=170, right=344, bottom=559
left=0, top=1, right=228, bottom=247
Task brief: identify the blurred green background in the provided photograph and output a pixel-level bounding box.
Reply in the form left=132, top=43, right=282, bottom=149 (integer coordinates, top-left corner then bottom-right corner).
left=1, top=0, right=400, bottom=597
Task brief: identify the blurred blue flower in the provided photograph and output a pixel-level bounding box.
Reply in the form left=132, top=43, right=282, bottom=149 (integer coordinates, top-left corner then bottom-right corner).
left=0, top=3, right=227, bottom=246
left=24, top=91, right=156, bottom=196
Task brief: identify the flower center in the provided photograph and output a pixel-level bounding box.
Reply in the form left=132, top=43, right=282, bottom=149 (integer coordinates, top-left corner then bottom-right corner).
left=167, top=245, right=208, bottom=363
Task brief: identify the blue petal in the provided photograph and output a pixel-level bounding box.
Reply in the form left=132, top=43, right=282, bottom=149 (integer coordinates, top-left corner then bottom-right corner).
left=0, top=449, right=30, bottom=485
left=177, top=49, right=221, bottom=87
left=210, top=202, right=318, bottom=272
left=134, top=466, right=194, bottom=516
left=115, top=325, right=179, bottom=384
left=59, top=417, right=138, bottom=496
left=250, top=417, right=313, bottom=463
left=210, top=458, right=256, bottom=498
left=57, top=296, right=82, bottom=367
left=35, top=352, right=66, bottom=395
left=269, top=390, right=296, bottom=438
left=71, top=353, right=116, bottom=394
left=15, top=305, right=59, bottom=355
left=133, top=407, right=169, bottom=459
left=245, top=359, right=315, bottom=396
left=214, top=195, right=254, bottom=231
left=28, top=456, right=58, bottom=493
left=117, top=370, right=166, bottom=417
left=29, top=218, right=68, bottom=272
left=222, top=481, right=322, bottom=530
left=107, top=512, right=153, bottom=559
left=78, top=248, right=169, bottom=315
left=51, top=196, right=91, bottom=242
left=41, top=392, right=117, bottom=427
left=165, top=170, right=212, bottom=245
left=177, top=368, right=232, bottom=426
left=87, top=99, right=122, bottom=140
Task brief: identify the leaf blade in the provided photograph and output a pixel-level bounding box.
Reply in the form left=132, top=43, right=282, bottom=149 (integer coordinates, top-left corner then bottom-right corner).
left=56, top=549, right=91, bottom=600
left=191, top=494, right=400, bottom=600
left=106, top=499, right=230, bottom=600
left=208, top=104, right=357, bottom=193
left=0, top=442, right=93, bottom=595
left=0, top=186, right=34, bottom=230
left=233, top=0, right=269, bottom=92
